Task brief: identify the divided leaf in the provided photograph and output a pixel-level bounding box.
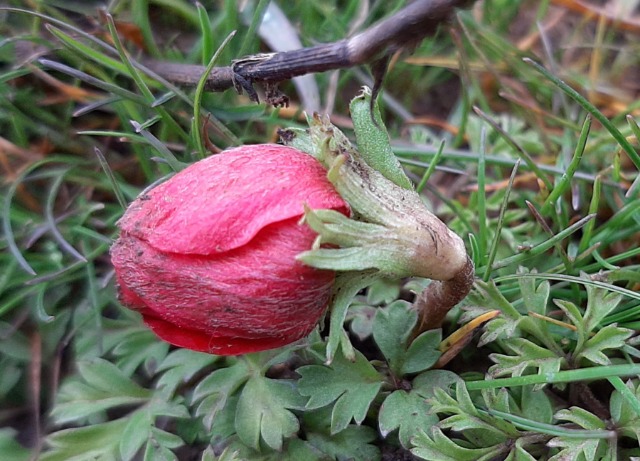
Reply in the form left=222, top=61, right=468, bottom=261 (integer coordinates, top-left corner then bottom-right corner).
left=109, top=327, right=170, bottom=377
left=372, top=300, right=417, bottom=374
left=378, top=389, right=438, bottom=448
left=235, top=376, right=306, bottom=451
left=576, top=325, right=633, bottom=365
left=464, top=280, right=523, bottom=347
left=489, top=337, right=563, bottom=384
left=555, top=281, right=632, bottom=366
left=298, top=349, right=383, bottom=434
left=417, top=381, right=558, bottom=460
left=306, top=425, right=380, bottom=461
left=303, top=407, right=381, bottom=461
left=155, top=349, right=218, bottom=395
left=326, top=272, right=381, bottom=363
left=610, top=380, right=640, bottom=441
left=546, top=437, right=606, bottom=461
left=519, top=270, right=550, bottom=316
left=519, top=386, right=554, bottom=425
left=50, top=358, right=152, bottom=424
left=192, top=360, right=250, bottom=430
left=372, top=301, right=441, bottom=376
left=366, top=277, right=401, bottom=306
left=217, top=437, right=329, bottom=461
left=200, top=445, right=242, bottom=461
left=411, top=427, right=498, bottom=461
left=464, top=272, right=559, bottom=352
left=118, top=400, right=189, bottom=460
left=40, top=419, right=129, bottom=461
left=582, top=282, right=623, bottom=332
left=347, top=303, right=377, bottom=341
left=554, top=406, right=607, bottom=430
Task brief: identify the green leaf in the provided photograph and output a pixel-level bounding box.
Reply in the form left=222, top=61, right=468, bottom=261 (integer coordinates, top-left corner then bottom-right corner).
left=119, top=410, right=150, bottom=460
left=40, top=418, right=128, bottom=461
left=554, top=406, right=606, bottom=430
left=479, top=390, right=514, bottom=427
left=547, top=437, right=606, bottom=461
left=298, top=348, right=383, bottom=434
left=77, top=358, right=152, bottom=397
left=193, top=360, right=250, bottom=430
left=520, top=386, right=554, bottom=425
left=463, top=280, right=523, bottom=346
left=372, top=300, right=417, bottom=374
left=610, top=380, right=640, bottom=441
left=217, top=433, right=329, bottom=461
left=510, top=442, right=538, bottom=461
left=429, top=381, right=480, bottom=419
left=402, top=329, right=442, bottom=375
left=576, top=325, right=633, bottom=365
left=555, top=279, right=626, bottom=353
left=439, top=413, right=515, bottom=442
left=412, top=370, right=462, bottom=399
left=469, top=280, right=522, bottom=320
left=518, top=268, right=550, bottom=315
left=210, top=396, right=240, bottom=443
left=200, top=446, right=242, bottom=461
left=116, top=399, right=188, bottom=460
left=366, top=277, right=401, bottom=306
left=582, top=282, right=624, bottom=332
left=325, top=273, right=380, bottom=363
left=50, top=359, right=151, bottom=424
left=379, top=390, right=439, bottom=448
left=428, top=382, right=521, bottom=447
left=554, top=299, right=584, bottom=332
left=143, top=440, right=179, bottom=461
left=234, top=376, right=306, bottom=451
left=275, top=439, right=327, bottom=461
left=0, top=429, right=31, bottom=461
left=155, top=349, right=218, bottom=395
left=346, top=303, right=377, bottom=341
left=149, top=426, right=184, bottom=449
left=489, top=337, right=563, bottom=385
left=372, top=301, right=441, bottom=376
left=411, top=427, right=498, bottom=461
left=306, top=427, right=380, bottom=461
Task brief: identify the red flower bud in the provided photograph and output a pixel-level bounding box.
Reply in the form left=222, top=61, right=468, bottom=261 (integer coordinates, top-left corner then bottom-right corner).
left=110, top=145, right=348, bottom=355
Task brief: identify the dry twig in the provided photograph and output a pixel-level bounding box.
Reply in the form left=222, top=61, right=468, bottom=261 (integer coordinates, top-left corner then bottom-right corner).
left=143, top=0, right=475, bottom=105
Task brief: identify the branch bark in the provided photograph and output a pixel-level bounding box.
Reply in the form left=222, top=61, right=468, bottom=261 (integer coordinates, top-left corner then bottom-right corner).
left=142, top=0, right=475, bottom=104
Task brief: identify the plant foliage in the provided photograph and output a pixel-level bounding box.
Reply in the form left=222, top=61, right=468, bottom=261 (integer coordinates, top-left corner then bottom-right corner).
left=1, top=1, right=639, bottom=460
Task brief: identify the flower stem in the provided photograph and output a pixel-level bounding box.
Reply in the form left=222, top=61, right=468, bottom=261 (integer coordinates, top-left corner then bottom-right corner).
left=414, top=256, right=475, bottom=333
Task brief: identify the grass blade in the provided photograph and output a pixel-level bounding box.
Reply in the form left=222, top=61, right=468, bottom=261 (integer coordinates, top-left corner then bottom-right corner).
left=483, top=160, right=519, bottom=281
left=524, top=57, right=640, bottom=172
left=193, top=30, right=237, bottom=158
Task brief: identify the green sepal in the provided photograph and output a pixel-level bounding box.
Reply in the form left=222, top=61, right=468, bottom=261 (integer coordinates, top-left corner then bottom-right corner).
left=279, top=123, right=320, bottom=159
left=349, top=87, right=413, bottom=190
left=282, top=99, right=469, bottom=280
left=298, top=207, right=417, bottom=277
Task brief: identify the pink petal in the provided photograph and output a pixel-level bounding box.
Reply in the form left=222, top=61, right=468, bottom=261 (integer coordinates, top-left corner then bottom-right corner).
left=110, top=218, right=334, bottom=355
left=118, top=145, right=348, bottom=255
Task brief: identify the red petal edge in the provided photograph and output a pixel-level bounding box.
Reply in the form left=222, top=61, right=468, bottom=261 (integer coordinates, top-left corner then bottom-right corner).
left=118, top=144, right=348, bottom=255
left=111, top=218, right=334, bottom=355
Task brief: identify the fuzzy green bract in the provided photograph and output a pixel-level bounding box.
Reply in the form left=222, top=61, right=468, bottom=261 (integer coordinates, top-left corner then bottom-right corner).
left=349, top=87, right=414, bottom=190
